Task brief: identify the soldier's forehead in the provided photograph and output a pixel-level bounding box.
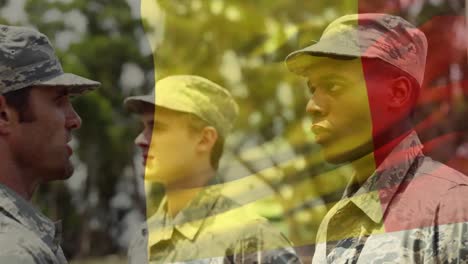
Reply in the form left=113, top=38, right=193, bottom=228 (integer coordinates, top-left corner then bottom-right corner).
left=305, top=61, right=362, bottom=80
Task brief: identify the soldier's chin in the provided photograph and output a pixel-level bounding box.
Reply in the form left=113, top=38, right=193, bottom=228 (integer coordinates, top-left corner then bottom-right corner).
left=143, top=172, right=157, bottom=180
left=143, top=170, right=164, bottom=183
left=44, top=164, right=74, bottom=182
left=144, top=176, right=165, bottom=183
left=65, top=164, right=74, bottom=179
left=321, top=148, right=351, bottom=164
left=321, top=141, right=374, bottom=164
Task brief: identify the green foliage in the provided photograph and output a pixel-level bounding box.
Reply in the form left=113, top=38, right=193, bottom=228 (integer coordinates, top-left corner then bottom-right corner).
left=10, top=0, right=467, bottom=260
left=23, top=0, right=153, bottom=258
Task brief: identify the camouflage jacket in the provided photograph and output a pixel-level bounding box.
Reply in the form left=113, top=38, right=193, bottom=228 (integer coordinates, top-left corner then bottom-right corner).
left=128, top=185, right=301, bottom=263
left=0, top=184, right=67, bottom=264
left=312, top=132, right=468, bottom=264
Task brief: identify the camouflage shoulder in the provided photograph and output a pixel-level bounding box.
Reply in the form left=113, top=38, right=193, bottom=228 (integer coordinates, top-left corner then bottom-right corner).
left=246, top=216, right=293, bottom=245
left=228, top=215, right=301, bottom=263
left=0, top=217, right=57, bottom=263
left=127, top=223, right=148, bottom=264
left=0, top=237, right=56, bottom=264
left=418, top=156, right=468, bottom=185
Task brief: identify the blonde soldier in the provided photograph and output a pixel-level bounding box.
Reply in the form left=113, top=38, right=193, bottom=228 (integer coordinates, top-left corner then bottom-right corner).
left=285, top=14, right=468, bottom=263
left=125, top=75, right=301, bottom=263
left=0, top=25, right=100, bottom=263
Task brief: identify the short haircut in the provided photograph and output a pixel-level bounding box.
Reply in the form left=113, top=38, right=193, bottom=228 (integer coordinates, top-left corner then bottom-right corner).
left=362, top=58, right=420, bottom=108
left=3, top=87, right=35, bottom=122
left=184, top=114, right=225, bottom=170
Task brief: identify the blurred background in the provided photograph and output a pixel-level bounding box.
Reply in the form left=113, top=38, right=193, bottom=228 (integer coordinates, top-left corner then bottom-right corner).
left=1, top=0, right=466, bottom=263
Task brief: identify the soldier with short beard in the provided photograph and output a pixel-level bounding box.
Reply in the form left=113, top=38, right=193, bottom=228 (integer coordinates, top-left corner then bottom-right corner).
left=0, top=25, right=100, bottom=263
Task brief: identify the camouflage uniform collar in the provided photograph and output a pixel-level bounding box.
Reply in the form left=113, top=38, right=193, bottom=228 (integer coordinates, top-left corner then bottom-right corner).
left=347, top=131, right=424, bottom=223
left=0, top=183, right=61, bottom=252
left=146, top=184, right=223, bottom=246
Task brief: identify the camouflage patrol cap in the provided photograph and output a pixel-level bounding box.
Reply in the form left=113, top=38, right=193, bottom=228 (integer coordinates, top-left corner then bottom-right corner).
left=0, top=25, right=100, bottom=95
left=285, top=13, right=428, bottom=86
left=124, top=75, right=239, bottom=136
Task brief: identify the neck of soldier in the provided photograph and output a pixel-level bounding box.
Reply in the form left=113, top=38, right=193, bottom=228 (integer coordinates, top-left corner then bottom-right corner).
left=0, top=147, right=39, bottom=201
left=351, top=120, right=413, bottom=186
left=165, top=164, right=216, bottom=218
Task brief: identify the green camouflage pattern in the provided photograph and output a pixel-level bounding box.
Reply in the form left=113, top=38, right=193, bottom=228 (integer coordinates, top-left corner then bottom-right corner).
left=285, top=13, right=427, bottom=86
left=312, top=132, right=468, bottom=263
left=0, top=25, right=100, bottom=95
left=124, top=75, right=239, bottom=136
left=128, top=184, right=301, bottom=263
left=0, top=184, right=67, bottom=264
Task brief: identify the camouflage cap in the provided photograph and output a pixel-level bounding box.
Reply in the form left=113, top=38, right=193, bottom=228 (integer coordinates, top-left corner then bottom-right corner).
left=285, top=13, right=428, bottom=86
left=124, top=75, right=239, bottom=136
left=0, top=25, right=100, bottom=95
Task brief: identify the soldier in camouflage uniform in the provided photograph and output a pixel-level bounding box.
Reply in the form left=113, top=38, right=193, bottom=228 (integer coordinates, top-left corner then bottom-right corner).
left=285, top=14, right=468, bottom=263
left=125, top=75, right=301, bottom=263
left=0, top=25, right=100, bottom=263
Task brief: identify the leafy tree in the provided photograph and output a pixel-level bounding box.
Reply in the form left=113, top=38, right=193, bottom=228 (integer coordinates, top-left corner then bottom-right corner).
left=23, top=0, right=154, bottom=258
left=2, top=0, right=464, bottom=261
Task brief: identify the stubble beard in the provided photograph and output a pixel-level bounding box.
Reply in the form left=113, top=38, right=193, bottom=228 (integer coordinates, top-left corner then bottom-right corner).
left=14, top=148, right=75, bottom=183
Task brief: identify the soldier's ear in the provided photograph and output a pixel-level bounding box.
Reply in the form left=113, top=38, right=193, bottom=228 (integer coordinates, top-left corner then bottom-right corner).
left=0, top=96, right=14, bottom=135
left=388, top=76, right=412, bottom=109
left=197, top=126, right=218, bottom=153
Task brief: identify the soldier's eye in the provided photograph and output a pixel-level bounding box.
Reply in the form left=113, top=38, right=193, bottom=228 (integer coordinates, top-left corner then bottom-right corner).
left=307, top=81, right=316, bottom=94
left=323, top=82, right=343, bottom=94
left=54, top=95, right=67, bottom=106
left=151, top=121, right=167, bottom=132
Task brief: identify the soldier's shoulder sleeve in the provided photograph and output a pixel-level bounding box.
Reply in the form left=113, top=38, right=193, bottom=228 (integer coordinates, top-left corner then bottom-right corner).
left=229, top=217, right=302, bottom=264
left=127, top=225, right=148, bottom=264
left=437, top=176, right=468, bottom=223
left=0, top=254, right=37, bottom=264
left=0, top=236, right=55, bottom=264
left=433, top=183, right=468, bottom=262
left=0, top=217, right=57, bottom=264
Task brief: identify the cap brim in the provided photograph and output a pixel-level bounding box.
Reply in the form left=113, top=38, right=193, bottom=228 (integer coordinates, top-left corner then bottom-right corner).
left=124, top=94, right=155, bottom=113
left=124, top=93, right=196, bottom=115
left=34, top=73, right=101, bottom=95
left=285, top=41, right=363, bottom=76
